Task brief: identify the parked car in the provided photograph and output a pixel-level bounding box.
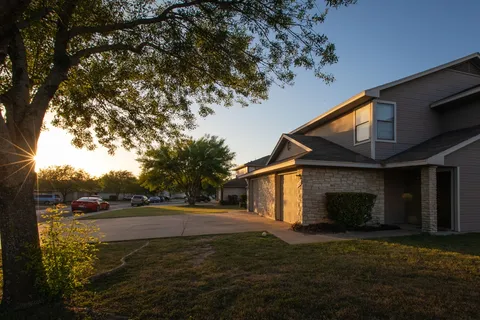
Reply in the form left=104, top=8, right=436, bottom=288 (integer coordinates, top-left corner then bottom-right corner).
left=71, top=197, right=104, bottom=212
left=122, top=195, right=133, bottom=201
left=149, top=196, right=163, bottom=203
left=88, top=196, right=110, bottom=210
left=34, top=194, right=61, bottom=205
left=184, top=195, right=211, bottom=203
left=131, top=195, right=150, bottom=206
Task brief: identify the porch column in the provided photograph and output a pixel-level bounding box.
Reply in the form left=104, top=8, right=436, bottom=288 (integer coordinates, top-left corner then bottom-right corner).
left=421, top=166, right=437, bottom=233
left=245, top=179, right=251, bottom=212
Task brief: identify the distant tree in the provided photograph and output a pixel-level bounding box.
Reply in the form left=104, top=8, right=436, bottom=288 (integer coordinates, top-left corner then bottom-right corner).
left=202, top=182, right=217, bottom=198
left=139, top=135, right=234, bottom=205
left=37, top=165, right=90, bottom=201
left=99, top=170, right=137, bottom=198
left=80, top=177, right=100, bottom=195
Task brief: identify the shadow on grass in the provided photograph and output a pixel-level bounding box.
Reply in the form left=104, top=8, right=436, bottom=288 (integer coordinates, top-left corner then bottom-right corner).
left=0, top=301, right=80, bottom=320
left=370, top=233, right=480, bottom=256
left=67, top=233, right=480, bottom=319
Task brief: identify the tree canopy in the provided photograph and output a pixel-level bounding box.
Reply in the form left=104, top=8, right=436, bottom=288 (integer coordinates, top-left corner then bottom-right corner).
left=37, top=165, right=92, bottom=201
left=1, top=0, right=355, bottom=153
left=99, top=170, right=138, bottom=197
left=139, top=135, right=234, bottom=204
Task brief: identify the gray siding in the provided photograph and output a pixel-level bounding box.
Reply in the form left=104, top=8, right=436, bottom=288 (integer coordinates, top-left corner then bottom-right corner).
left=304, top=102, right=372, bottom=158
left=439, top=98, right=480, bottom=132
left=273, top=142, right=305, bottom=163
left=449, top=61, right=480, bottom=76
left=218, top=187, right=246, bottom=201
left=445, top=140, right=480, bottom=232
left=377, top=69, right=480, bottom=159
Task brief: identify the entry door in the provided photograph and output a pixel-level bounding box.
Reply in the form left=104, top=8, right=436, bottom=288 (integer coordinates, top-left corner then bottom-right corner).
left=437, top=171, right=452, bottom=230
left=280, top=174, right=298, bottom=223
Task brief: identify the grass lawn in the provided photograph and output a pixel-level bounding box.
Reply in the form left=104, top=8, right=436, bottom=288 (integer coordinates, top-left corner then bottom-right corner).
left=2, top=233, right=480, bottom=319
left=80, top=204, right=245, bottom=220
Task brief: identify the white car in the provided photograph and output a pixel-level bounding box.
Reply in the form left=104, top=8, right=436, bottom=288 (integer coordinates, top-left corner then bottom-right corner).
left=131, top=195, right=149, bottom=206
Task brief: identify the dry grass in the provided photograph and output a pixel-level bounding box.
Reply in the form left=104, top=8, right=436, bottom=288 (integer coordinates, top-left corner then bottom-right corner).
left=72, top=233, right=480, bottom=320
left=2, top=233, right=480, bottom=319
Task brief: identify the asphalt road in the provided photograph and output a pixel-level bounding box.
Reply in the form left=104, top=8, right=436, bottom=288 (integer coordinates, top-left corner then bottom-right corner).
left=36, top=200, right=183, bottom=222
left=36, top=201, right=132, bottom=222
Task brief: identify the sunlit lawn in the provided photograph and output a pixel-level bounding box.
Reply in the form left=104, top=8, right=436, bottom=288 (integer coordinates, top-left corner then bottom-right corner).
left=3, top=233, right=480, bottom=319
left=80, top=204, right=245, bottom=220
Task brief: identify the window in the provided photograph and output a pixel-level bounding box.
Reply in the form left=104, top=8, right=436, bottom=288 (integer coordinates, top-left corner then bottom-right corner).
left=355, top=105, right=370, bottom=144
left=376, top=102, right=395, bottom=141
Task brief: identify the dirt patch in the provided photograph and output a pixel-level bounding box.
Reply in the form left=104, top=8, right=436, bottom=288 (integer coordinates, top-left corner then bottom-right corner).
left=192, top=245, right=215, bottom=266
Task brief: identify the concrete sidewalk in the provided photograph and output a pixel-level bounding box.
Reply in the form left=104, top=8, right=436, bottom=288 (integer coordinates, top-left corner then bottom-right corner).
left=86, top=211, right=420, bottom=244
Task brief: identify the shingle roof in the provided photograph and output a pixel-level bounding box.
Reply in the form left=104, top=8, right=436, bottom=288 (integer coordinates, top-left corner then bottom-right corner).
left=384, top=125, right=480, bottom=163
left=285, top=134, right=377, bottom=164
left=223, top=179, right=247, bottom=188
left=245, top=155, right=270, bottom=166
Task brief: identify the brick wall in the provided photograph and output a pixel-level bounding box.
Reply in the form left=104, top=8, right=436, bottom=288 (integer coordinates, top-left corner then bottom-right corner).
left=301, top=167, right=385, bottom=225
left=250, top=174, right=276, bottom=219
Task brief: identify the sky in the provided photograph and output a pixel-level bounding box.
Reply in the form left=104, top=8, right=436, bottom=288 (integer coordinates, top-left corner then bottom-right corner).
left=35, top=0, right=480, bottom=176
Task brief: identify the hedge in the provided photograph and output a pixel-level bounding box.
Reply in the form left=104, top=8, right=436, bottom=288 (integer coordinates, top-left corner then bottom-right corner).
left=325, top=192, right=377, bottom=227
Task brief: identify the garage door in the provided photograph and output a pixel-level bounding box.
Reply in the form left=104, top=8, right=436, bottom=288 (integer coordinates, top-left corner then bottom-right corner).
left=280, top=174, right=298, bottom=223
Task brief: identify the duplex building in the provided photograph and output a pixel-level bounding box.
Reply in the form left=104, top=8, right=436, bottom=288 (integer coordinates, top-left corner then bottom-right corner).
left=239, top=53, right=480, bottom=233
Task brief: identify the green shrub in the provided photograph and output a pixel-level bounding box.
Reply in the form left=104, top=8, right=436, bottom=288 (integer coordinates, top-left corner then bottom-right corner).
left=290, top=221, right=346, bottom=233
left=40, top=205, right=101, bottom=298
left=290, top=222, right=303, bottom=231
left=325, top=192, right=377, bottom=227
left=239, top=194, right=247, bottom=208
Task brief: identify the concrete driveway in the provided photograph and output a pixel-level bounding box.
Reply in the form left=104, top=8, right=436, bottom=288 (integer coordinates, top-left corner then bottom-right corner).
left=90, top=212, right=288, bottom=242
left=87, top=212, right=419, bottom=244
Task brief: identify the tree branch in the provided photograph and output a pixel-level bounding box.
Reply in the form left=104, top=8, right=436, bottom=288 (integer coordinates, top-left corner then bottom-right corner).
left=70, top=42, right=149, bottom=64
left=17, top=7, right=53, bottom=30
left=30, top=0, right=77, bottom=115
left=69, top=0, right=238, bottom=37
left=7, top=28, right=29, bottom=118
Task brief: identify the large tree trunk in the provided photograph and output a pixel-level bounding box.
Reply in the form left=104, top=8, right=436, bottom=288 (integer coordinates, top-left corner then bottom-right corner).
left=0, top=5, right=70, bottom=307
left=0, top=159, right=47, bottom=307
left=0, top=99, right=48, bottom=306
left=187, top=197, right=196, bottom=205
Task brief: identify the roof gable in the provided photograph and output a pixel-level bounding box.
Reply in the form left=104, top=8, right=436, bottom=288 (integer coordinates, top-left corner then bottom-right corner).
left=266, top=134, right=311, bottom=165
left=267, top=133, right=376, bottom=166
left=287, top=134, right=377, bottom=164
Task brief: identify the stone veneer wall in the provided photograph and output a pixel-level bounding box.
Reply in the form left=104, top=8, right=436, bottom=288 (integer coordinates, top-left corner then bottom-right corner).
left=300, top=167, right=385, bottom=225
left=420, top=166, right=437, bottom=233
left=250, top=174, right=276, bottom=220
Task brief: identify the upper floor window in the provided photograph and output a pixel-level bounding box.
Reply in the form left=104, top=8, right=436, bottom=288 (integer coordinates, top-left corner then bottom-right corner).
left=355, top=105, right=370, bottom=144
left=375, top=102, right=396, bottom=141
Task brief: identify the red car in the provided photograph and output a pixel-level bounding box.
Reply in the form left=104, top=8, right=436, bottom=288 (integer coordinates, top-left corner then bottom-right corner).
left=71, top=197, right=110, bottom=213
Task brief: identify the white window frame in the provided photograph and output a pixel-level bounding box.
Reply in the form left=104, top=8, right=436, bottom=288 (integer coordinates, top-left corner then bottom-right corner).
left=353, top=104, right=371, bottom=146
left=374, top=100, right=397, bottom=143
